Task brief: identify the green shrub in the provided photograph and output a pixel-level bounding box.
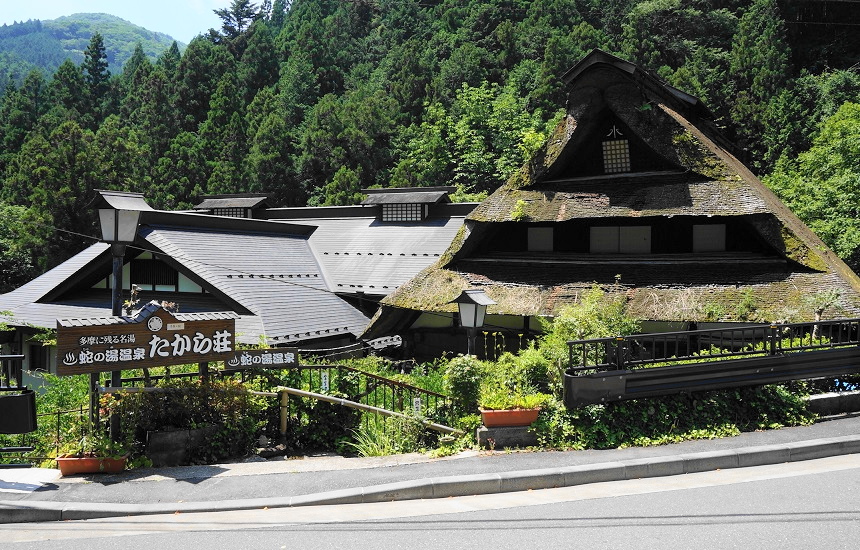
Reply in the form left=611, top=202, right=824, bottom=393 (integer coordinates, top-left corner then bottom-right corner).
left=103, top=377, right=265, bottom=464
left=0, top=371, right=90, bottom=465
left=443, top=354, right=484, bottom=416
left=533, top=385, right=816, bottom=450
left=479, top=352, right=551, bottom=410
left=496, top=346, right=553, bottom=392
left=284, top=397, right=361, bottom=454
left=538, top=285, right=640, bottom=368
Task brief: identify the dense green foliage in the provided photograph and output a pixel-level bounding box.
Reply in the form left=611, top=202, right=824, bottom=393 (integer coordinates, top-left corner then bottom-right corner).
left=102, top=377, right=266, bottom=464
left=538, top=285, right=641, bottom=370
left=765, top=102, right=860, bottom=267
left=535, top=385, right=815, bottom=449
left=0, top=371, right=90, bottom=464
left=1, top=0, right=859, bottom=278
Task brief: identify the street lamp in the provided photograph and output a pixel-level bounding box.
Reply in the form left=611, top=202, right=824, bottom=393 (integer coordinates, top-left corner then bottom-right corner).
left=95, top=190, right=149, bottom=440
left=96, top=190, right=148, bottom=316
left=449, top=289, right=496, bottom=356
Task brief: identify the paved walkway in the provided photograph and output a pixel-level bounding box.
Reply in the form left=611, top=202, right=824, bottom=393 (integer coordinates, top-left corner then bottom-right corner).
left=2, top=412, right=859, bottom=523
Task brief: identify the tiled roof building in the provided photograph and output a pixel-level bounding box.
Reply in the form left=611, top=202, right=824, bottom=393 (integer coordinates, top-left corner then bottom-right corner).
left=0, top=188, right=475, bottom=376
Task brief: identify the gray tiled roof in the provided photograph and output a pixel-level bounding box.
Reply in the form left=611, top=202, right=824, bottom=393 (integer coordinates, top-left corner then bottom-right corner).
left=194, top=197, right=269, bottom=209
left=0, top=244, right=108, bottom=310
left=361, top=191, right=451, bottom=205
left=297, top=215, right=467, bottom=296
left=142, top=226, right=369, bottom=344
left=56, top=302, right=237, bottom=327
left=0, top=222, right=370, bottom=345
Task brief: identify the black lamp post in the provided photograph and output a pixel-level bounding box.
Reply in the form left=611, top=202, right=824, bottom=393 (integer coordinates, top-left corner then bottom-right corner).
left=99, top=208, right=140, bottom=316
left=450, top=289, right=496, bottom=356
left=95, top=190, right=147, bottom=437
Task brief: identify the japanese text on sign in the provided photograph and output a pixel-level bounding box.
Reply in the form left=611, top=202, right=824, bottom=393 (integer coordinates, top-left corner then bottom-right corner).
left=225, top=348, right=299, bottom=369
left=63, top=330, right=233, bottom=368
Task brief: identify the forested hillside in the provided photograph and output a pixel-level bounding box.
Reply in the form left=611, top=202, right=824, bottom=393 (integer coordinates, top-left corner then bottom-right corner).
left=1, top=0, right=859, bottom=293
left=0, top=13, right=181, bottom=88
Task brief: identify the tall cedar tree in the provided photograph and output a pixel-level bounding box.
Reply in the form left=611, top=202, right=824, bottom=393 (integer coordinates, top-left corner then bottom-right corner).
left=81, top=32, right=112, bottom=129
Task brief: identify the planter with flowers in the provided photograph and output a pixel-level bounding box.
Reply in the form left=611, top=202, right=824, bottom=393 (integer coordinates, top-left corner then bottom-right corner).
left=478, top=386, right=550, bottom=428
left=56, top=431, right=130, bottom=476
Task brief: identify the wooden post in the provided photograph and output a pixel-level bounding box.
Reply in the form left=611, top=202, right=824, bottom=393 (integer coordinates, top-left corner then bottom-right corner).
left=198, top=362, right=209, bottom=383
left=89, top=373, right=100, bottom=429
left=279, top=390, right=289, bottom=442
left=109, top=370, right=121, bottom=441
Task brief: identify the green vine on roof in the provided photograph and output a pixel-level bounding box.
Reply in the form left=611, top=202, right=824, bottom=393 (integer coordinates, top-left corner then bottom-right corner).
left=511, top=199, right=528, bottom=221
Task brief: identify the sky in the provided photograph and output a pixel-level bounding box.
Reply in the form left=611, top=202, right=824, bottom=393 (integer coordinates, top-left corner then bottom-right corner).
left=0, top=0, right=227, bottom=44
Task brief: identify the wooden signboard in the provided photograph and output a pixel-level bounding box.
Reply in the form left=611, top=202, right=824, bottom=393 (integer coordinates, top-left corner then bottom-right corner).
left=57, top=305, right=237, bottom=375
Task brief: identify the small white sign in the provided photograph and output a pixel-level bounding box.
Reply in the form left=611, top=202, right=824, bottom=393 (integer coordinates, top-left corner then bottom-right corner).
left=413, top=397, right=422, bottom=413
left=321, top=371, right=330, bottom=392
left=167, top=323, right=185, bottom=331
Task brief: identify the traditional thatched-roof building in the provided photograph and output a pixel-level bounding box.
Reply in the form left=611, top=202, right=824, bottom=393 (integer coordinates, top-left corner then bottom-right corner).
left=364, top=50, right=860, bottom=357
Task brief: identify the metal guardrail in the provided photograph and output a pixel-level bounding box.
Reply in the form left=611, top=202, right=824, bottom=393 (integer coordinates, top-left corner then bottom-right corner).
left=564, top=318, right=860, bottom=408
left=567, top=319, right=860, bottom=372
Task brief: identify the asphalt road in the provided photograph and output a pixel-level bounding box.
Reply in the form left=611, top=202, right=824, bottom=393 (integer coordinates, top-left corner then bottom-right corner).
left=4, top=453, right=859, bottom=549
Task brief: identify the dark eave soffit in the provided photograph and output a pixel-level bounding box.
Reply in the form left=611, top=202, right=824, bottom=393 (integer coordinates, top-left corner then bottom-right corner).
left=140, top=210, right=316, bottom=237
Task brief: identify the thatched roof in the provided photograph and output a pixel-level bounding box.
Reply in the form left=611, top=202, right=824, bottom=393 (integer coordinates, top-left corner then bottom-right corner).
left=363, top=50, right=860, bottom=337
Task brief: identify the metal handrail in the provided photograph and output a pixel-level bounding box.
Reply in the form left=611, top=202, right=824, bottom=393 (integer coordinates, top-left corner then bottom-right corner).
left=568, top=318, right=860, bottom=372
left=251, top=387, right=463, bottom=435
left=114, top=362, right=455, bottom=426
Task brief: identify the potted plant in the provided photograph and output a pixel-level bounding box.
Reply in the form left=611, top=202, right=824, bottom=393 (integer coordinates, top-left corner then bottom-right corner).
left=478, top=384, right=549, bottom=427
left=56, top=430, right=130, bottom=476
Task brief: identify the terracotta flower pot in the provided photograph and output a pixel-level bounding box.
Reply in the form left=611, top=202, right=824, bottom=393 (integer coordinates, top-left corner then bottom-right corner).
left=56, top=455, right=127, bottom=476
left=480, top=408, right=540, bottom=427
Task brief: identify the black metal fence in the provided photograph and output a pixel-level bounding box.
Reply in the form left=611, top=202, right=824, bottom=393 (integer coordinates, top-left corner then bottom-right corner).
left=233, top=364, right=454, bottom=426
left=111, top=363, right=454, bottom=427
left=567, top=318, right=860, bottom=373
left=0, top=406, right=88, bottom=465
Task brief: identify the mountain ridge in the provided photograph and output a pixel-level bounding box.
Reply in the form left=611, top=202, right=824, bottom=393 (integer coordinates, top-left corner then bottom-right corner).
left=0, top=13, right=183, bottom=81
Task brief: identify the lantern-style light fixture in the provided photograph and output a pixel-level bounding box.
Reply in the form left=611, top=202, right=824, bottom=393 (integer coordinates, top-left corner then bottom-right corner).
left=449, top=289, right=496, bottom=355
left=95, top=190, right=151, bottom=316
left=98, top=207, right=142, bottom=244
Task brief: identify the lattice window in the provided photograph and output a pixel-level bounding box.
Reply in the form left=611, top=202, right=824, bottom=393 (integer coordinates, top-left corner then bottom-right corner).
left=381, top=203, right=424, bottom=222
left=213, top=207, right=247, bottom=218
left=131, top=259, right=178, bottom=291
left=602, top=125, right=631, bottom=173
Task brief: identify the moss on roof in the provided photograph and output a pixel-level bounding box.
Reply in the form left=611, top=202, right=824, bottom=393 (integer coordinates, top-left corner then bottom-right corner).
left=508, top=115, right=577, bottom=191
left=387, top=267, right=860, bottom=324
left=671, top=126, right=735, bottom=181
left=369, top=50, right=860, bottom=334
left=780, top=227, right=829, bottom=272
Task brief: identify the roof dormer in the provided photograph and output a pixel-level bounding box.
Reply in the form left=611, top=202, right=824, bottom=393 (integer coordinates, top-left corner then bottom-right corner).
left=194, top=194, right=271, bottom=218
left=361, top=187, right=455, bottom=222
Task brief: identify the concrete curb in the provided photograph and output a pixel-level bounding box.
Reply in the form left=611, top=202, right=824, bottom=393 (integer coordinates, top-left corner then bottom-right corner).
left=3, top=433, right=860, bottom=524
